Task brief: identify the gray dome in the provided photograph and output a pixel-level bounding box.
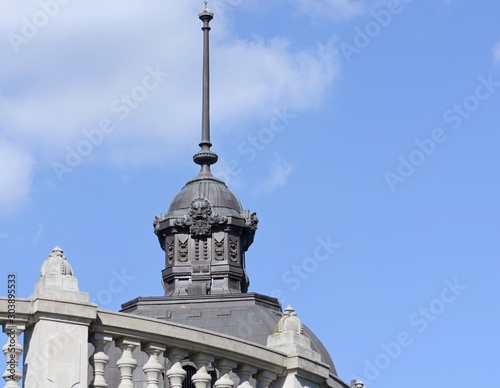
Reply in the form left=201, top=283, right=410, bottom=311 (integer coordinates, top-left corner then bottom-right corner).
left=121, top=293, right=337, bottom=376
left=168, top=175, right=242, bottom=217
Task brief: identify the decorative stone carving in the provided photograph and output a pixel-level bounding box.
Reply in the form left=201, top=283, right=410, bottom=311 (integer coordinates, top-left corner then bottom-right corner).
left=244, top=212, right=258, bottom=231
left=267, top=306, right=321, bottom=361
left=153, top=213, right=167, bottom=232
left=352, top=381, right=365, bottom=388
left=175, top=198, right=226, bottom=237
left=193, top=265, right=209, bottom=274
left=203, top=239, right=208, bottom=260
left=214, top=237, right=224, bottom=260
left=33, top=246, right=89, bottom=303
left=277, top=305, right=303, bottom=334
left=167, top=238, right=175, bottom=264
left=40, top=246, right=73, bottom=277
left=229, top=238, right=238, bottom=262
left=240, top=211, right=258, bottom=252
left=195, top=239, right=200, bottom=260
left=178, top=238, right=189, bottom=262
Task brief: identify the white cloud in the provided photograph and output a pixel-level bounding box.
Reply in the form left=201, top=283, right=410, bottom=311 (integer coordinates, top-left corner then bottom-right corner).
left=255, top=159, right=294, bottom=194
left=0, top=141, right=34, bottom=213
left=493, top=39, right=500, bottom=64
left=0, top=2, right=340, bottom=209
left=291, top=0, right=366, bottom=21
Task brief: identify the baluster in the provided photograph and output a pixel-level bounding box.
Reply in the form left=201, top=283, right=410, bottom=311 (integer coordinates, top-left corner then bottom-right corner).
left=214, top=359, right=236, bottom=388
left=166, top=348, right=189, bottom=388
left=236, top=365, right=256, bottom=388
left=89, top=333, right=112, bottom=388
left=256, top=370, right=276, bottom=388
left=2, top=324, right=25, bottom=388
left=116, top=337, right=140, bottom=388
left=142, top=342, right=165, bottom=388
left=191, top=352, right=214, bottom=388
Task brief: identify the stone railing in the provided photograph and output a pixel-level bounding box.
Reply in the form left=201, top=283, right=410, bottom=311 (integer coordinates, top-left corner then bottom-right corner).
left=0, top=298, right=30, bottom=388
left=0, top=296, right=349, bottom=388
left=89, top=309, right=286, bottom=388
left=0, top=247, right=352, bottom=388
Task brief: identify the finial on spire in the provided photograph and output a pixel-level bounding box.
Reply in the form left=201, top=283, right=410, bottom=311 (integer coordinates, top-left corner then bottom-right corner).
left=194, top=0, right=217, bottom=175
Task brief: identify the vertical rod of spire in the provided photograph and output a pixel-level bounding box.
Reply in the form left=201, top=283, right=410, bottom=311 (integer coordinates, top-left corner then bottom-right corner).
left=200, top=9, right=212, bottom=148
left=194, top=4, right=217, bottom=173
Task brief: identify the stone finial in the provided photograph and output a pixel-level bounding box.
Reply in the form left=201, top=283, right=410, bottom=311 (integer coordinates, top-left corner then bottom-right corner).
left=276, top=305, right=303, bottom=334
left=267, top=306, right=320, bottom=361
left=352, top=381, right=365, bottom=388
left=32, top=246, right=89, bottom=303
left=40, top=246, right=74, bottom=277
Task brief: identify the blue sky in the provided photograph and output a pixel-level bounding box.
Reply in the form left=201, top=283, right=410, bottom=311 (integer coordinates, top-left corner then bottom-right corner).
left=1, top=0, right=499, bottom=386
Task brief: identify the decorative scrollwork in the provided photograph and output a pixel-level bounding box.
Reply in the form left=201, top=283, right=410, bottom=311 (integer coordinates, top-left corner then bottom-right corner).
left=244, top=211, right=258, bottom=230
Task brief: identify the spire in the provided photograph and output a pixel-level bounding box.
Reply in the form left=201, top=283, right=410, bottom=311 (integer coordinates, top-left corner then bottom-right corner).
left=153, top=6, right=258, bottom=297
left=193, top=2, right=218, bottom=176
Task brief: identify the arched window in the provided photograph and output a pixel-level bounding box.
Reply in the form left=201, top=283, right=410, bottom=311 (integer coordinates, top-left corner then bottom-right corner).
left=182, top=365, right=197, bottom=388
left=181, top=363, right=217, bottom=388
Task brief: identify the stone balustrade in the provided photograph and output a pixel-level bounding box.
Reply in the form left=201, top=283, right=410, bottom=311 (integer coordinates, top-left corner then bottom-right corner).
left=0, top=297, right=348, bottom=388
left=0, top=298, right=30, bottom=388
left=89, top=309, right=285, bottom=388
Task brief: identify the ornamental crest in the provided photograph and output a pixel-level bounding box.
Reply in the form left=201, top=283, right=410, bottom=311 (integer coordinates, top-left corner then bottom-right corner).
left=175, top=198, right=226, bottom=237
left=244, top=211, right=259, bottom=230
left=153, top=213, right=167, bottom=232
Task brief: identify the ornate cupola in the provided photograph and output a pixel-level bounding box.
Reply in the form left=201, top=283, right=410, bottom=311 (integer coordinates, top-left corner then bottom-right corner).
left=153, top=4, right=258, bottom=297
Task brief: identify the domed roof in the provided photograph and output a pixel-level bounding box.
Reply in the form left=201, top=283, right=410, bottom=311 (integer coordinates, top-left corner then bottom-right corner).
left=121, top=293, right=338, bottom=375
left=168, top=174, right=243, bottom=217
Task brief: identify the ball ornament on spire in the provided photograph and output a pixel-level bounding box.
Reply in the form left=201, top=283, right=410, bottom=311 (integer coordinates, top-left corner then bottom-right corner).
left=199, top=1, right=214, bottom=19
